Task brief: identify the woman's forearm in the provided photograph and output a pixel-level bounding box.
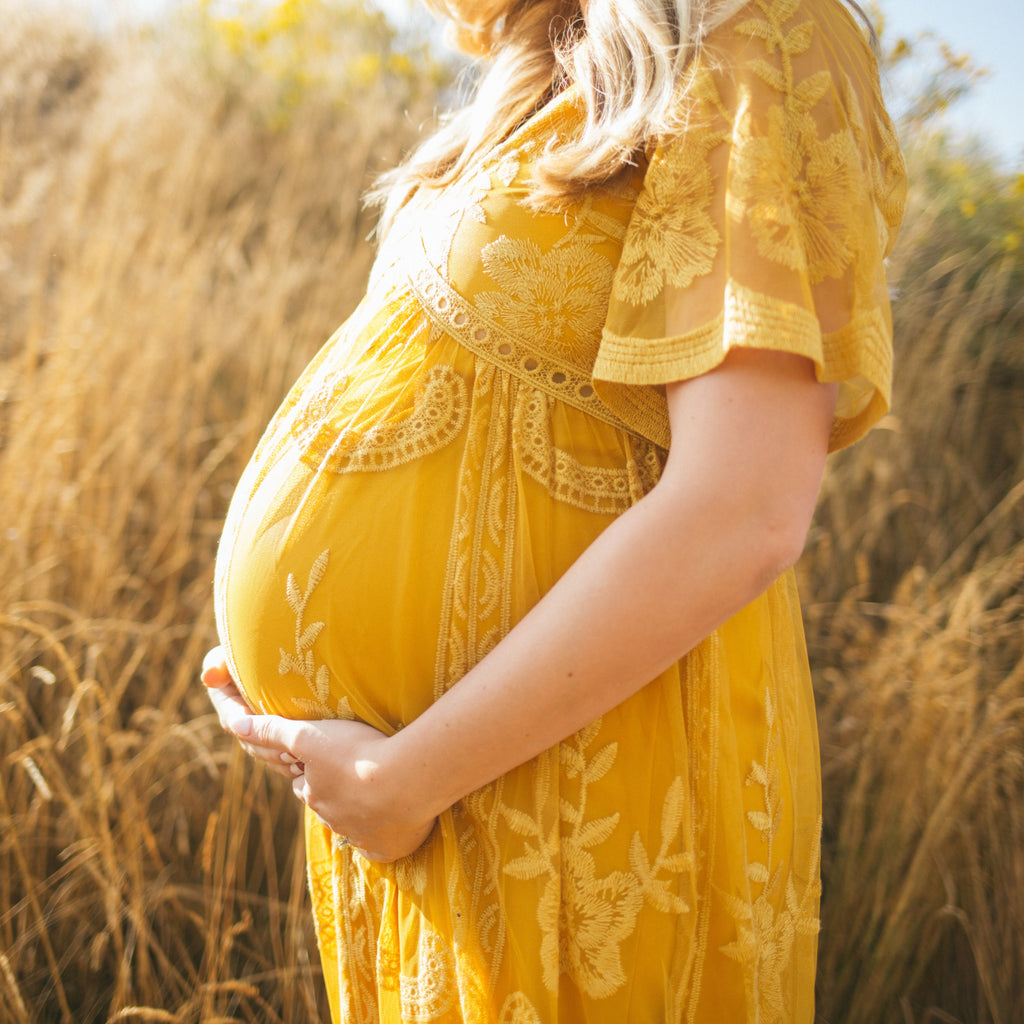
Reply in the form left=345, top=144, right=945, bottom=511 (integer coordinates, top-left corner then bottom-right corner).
left=384, top=477, right=792, bottom=819
left=381, top=349, right=836, bottom=823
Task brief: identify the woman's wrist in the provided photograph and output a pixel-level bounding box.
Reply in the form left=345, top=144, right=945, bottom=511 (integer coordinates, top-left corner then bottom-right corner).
left=376, top=726, right=455, bottom=824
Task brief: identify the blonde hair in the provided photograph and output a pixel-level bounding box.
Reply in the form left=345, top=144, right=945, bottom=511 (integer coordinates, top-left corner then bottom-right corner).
left=371, top=0, right=873, bottom=226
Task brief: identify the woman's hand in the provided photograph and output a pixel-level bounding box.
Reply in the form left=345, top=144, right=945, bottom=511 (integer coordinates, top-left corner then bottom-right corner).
left=201, top=647, right=436, bottom=862
left=229, top=713, right=437, bottom=863
left=202, top=646, right=294, bottom=781
left=201, top=646, right=253, bottom=734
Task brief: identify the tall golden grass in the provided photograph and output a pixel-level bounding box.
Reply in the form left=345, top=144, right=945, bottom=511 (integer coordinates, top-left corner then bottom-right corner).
left=0, top=5, right=1021, bottom=1022
left=801, top=146, right=1024, bottom=1021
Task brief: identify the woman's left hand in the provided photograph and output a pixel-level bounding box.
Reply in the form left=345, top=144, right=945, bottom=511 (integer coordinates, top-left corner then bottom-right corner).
left=228, top=712, right=437, bottom=864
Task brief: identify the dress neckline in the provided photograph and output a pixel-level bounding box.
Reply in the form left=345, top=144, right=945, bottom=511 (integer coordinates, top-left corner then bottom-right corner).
left=492, top=81, right=583, bottom=157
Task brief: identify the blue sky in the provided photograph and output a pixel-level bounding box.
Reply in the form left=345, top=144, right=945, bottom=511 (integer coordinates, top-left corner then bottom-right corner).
left=875, top=0, right=1023, bottom=166
left=48, top=0, right=1024, bottom=167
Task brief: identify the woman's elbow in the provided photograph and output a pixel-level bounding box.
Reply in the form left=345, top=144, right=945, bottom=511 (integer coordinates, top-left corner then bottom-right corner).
left=752, top=498, right=818, bottom=588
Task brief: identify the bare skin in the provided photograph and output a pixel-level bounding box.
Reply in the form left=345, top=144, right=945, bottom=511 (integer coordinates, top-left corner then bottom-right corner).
left=203, top=347, right=837, bottom=863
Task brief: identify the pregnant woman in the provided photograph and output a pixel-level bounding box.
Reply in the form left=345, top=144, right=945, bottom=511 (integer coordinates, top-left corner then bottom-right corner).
left=202, top=0, right=906, bottom=1019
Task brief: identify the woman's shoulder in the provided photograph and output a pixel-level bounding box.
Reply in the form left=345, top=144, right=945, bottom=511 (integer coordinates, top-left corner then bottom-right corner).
left=595, top=0, right=907, bottom=454
left=702, top=0, right=875, bottom=48
left=693, top=0, right=881, bottom=94
left=651, top=0, right=904, bottom=230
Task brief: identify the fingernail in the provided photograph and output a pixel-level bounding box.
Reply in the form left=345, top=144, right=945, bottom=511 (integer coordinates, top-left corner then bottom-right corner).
left=290, top=764, right=304, bottom=777
left=280, top=752, right=299, bottom=765
left=230, top=716, right=252, bottom=737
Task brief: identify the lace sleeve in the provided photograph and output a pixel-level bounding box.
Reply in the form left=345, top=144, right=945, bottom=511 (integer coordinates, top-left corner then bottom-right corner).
left=593, top=0, right=907, bottom=452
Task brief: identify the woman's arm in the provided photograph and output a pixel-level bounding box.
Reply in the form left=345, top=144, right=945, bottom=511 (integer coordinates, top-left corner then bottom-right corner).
left=216, top=347, right=836, bottom=861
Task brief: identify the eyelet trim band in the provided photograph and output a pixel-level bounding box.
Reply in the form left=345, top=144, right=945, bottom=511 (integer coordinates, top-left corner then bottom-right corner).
left=402, top=239, right=635, bottom=437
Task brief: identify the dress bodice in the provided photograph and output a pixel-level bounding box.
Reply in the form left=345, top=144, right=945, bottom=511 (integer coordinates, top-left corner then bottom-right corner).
left=371, top=0, right=906, bottom=452
left=371, top=88, right=642, bottom=432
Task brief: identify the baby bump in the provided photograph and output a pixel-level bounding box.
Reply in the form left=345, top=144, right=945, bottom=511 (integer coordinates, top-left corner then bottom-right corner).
left=214, top=435, right=464, bottom=733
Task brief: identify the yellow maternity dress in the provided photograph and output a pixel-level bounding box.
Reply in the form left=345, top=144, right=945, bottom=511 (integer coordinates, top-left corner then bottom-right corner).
left=213, top=0, right=906, bottom=1020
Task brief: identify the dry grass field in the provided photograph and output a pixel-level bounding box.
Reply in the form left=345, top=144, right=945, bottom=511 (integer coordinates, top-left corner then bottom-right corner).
left=0, top=4, right=1021, bottom=1022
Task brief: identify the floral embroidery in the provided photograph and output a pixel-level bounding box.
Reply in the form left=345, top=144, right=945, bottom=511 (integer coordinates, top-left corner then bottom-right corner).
left=278, top=549, right=354, bottom=720
left=501, top=723, right=639, bottom=997
left=597, top=0, right=904, bottom=453
left=537, top=840, right=644, bottom=997
left=719, top=685, right=822, bottom=1024
left=494, top=150, right=522, bottom=188
left=733, top=103, right=859, bottom=283
left=729, top=0, right=862, bottom=283
left=475, top=235, right=613, bottom=363
left=402, top=140, right=642, bottom=433
left=628, top=777, right=695, bottom=915
left=407, top=253, right=629, bottom=429
left=612, top=118, right=722, bottom=305
left=498, top=993, right=543, bottom=1024
left=498, top=722, right=692, bottom=1000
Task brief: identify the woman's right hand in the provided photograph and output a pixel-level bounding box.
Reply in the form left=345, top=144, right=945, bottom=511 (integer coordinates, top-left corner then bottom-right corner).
left=201, top=646, right=299, bottom=780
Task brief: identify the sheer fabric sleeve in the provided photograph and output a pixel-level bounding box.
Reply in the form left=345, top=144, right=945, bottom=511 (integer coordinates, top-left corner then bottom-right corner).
left=593, top=0, right=907, bottom=452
